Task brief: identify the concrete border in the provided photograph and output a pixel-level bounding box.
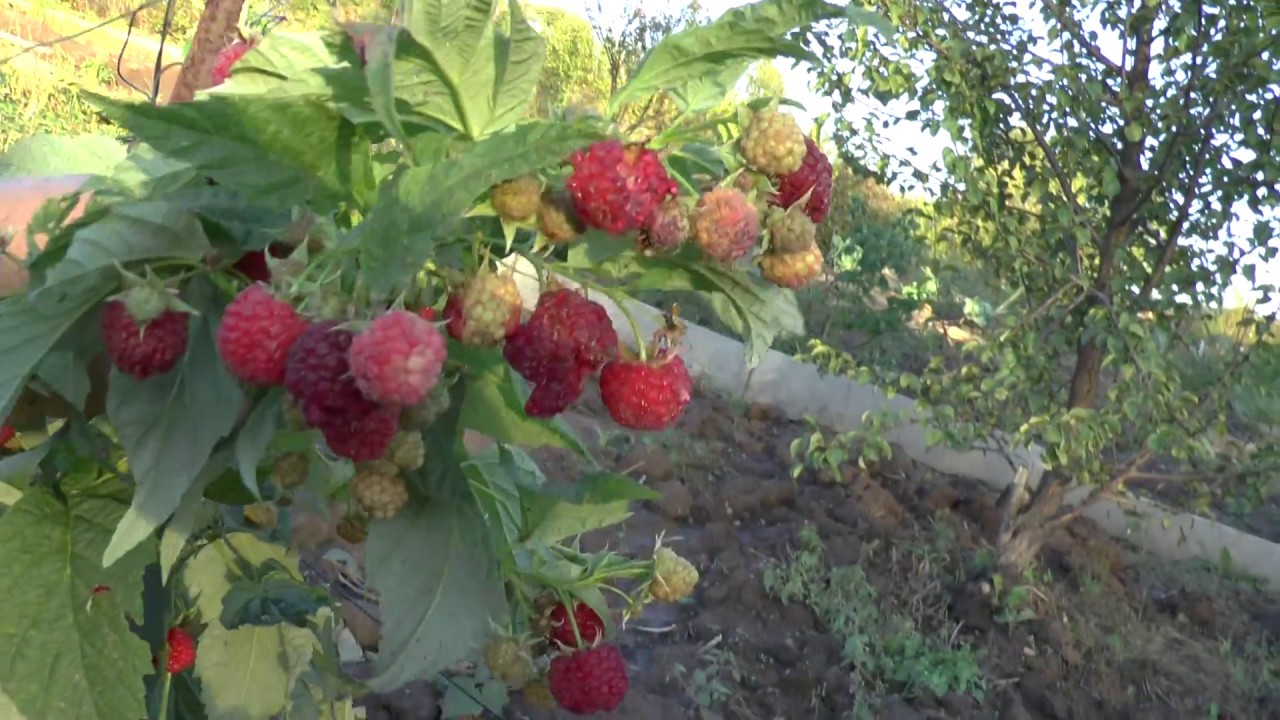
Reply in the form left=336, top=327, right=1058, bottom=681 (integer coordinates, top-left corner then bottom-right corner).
left=500, top=254, right=1280, bottom=587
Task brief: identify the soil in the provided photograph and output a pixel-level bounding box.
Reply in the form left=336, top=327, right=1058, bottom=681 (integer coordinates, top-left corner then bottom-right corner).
left=299, top=380, right=1280, bottom=720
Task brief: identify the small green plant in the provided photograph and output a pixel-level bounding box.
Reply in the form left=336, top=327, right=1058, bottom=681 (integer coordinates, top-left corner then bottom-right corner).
left=764, top=525, right=986, bottom=717
left=789, top=411, right=897, bottom=481
left=669, top=641, right=744, bottom=710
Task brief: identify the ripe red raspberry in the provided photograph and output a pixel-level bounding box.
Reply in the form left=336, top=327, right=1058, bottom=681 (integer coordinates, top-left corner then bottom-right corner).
left=547, top=645, right=629, bottom=714
left=599, top=354, right=692, bottom=431
left=217, top=285, right=309, bottom=386
left=444, top=270, right=523, bottom=346
left=348, top=311, right=447, bottom=407
left=691, top=187, right=761, bottom=264
left=417, top=307, right=439, bottom=321
left=637, top=197, right=689, bottom=253
left=565, top=140, right=677, bottom=235
left=504, top=289, right=617, bottom=383
left=284, top=321, right=377, bottom=425
left=211, top=39, right=255, bottom=87
left=164, top=627, right=196, bottom=674
left=768, top=136, right=833, bottom=224
left=101, top=300, right=189, bottom=379
left=547, top=601, right=605, bottom=648
left=0, top=425, right=15, bottom=446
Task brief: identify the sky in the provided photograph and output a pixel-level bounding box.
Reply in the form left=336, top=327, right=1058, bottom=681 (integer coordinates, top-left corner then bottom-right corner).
left=532, top=0, right=1278, bottom=313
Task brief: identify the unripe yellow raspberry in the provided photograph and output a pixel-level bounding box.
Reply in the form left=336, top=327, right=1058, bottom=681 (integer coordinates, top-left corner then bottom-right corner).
left=351, top=460, right=409, bottom=520
left=651, top=547, right=699, bottom=602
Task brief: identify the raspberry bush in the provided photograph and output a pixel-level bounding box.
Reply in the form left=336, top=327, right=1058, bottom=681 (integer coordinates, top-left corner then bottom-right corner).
left=0, top=0, right=875, bottom=716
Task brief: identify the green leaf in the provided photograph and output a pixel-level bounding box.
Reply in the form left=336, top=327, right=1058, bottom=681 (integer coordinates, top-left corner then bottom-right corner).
left=159, top=449, right=232, bottom=583
left=627, top=250, right=806, bottom=365
left=0, top=273, right=115, bottom=420
left=610, top=0, right=843, bottom=110
left=183, top=533, right=316, bottom=720
left=366, top=497, right=509, bottom=692
left=462, top=443, right=542, bottom=549
left=0, top=443, right=52, bottom=495
left=87, top=93, right=376, bottom=210
left=395, top=0, right=544, bottom=138
left=357, top=120, right=604, bottom=296
left=0, top=133, right=127, bottom=178
left=521, top=471, right=658, bottom=545
left=362, top=25, right=413, bottom=148
left=0, top=470, right=155, bottom=720
left=456, top=346, right=588, bottom=454
left=103, top=278, right=243, bottom=566
left=235, top=390, right=283, bottom=501
left=220, top=558, right=331, bottom=630
left=42, top=201, right=212, bottom=287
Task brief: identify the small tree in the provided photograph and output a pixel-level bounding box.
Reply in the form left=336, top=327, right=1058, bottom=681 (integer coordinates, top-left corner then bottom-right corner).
left=813, top=0, right=1280, bottom=572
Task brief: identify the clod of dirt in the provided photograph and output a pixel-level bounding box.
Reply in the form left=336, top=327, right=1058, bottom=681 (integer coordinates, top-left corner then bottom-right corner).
left=620, top=445, right=676, bottom=483
left=651, top=480, right=693, bottom=520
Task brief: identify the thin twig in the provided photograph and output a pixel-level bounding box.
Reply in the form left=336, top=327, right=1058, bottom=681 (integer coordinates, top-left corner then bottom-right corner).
left=0, top=0, right=165, bottom=65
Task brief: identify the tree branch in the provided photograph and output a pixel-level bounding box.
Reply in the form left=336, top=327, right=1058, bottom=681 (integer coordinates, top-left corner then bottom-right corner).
left=1039, top=0, right=1124, bottom=77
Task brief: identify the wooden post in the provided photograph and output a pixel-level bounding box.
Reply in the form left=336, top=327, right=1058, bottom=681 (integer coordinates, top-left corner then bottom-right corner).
left=168, top=0, right=246, bottom=103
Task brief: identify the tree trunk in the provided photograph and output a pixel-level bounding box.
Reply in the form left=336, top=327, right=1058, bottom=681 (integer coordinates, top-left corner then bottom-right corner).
left=1066, top=337, right=1104, bottom=409
left=170, top=0, right=246, bottom=103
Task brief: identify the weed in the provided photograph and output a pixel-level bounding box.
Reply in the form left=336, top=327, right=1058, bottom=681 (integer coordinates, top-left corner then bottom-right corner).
left=668, top=641, right=744, bottom=711
left=763, top=525, right=986, bottom=717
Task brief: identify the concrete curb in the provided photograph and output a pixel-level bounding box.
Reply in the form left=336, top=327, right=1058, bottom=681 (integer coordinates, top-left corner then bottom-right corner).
left=500, top=254, right=1280, bottom=587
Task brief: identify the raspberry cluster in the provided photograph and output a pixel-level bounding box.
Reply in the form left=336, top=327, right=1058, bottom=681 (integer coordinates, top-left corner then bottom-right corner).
left=564, top=140, right=677, bottom=235
left=504, top=288, right=617, bottom=418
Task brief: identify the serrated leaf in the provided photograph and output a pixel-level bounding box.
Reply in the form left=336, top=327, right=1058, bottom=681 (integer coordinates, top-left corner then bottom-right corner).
left=625, top=249, right=805, bottom=366
left=0, top=273, right=115, bottom=420
left=235, top=390, right=283, bottom=501
left=42, top=200, right=212, bottom=286
left=521, top=472, right=657, bottom=545
left=462, top=443, right=542, bottom=548
left=103, top=278, right=243, bottom=566
left=394, top=0, right=543, bottom=138
left=366, top=497, right=508, bottom=692
left=610, top=0, right=843, bottom=110
left=183, top=533, right=315, bottom=720
left=0, top=132, right=128, bottom=178
left=159, top=449, right=232, bottom=583
left=87, top=93, right=376, bottom=210
left=457, top=347, right=588, bottom=454
left=0, top=472, right=155, bottom=720
left=219, top=558, right=331, bottom=630
left=357, top=121, right=604, bottom=296
left=362, top=25, right=413, bottom=148
left=33, top=308, right=101, bottom=410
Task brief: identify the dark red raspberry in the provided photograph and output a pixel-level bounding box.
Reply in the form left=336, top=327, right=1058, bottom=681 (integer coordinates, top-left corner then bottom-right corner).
left=230, top=244, right=291, bottom=283
left=101, top=300, right=189, bottom=379
left=217, top=285, right=309, bottom=386
left=599, top=354, right=692, bottom=431
left=547, top=645, right=629, bottom=714
left=284, top=321, right=377, bottom=426
left=348, top=311, right=447, bottom=407
left=548, top=601, right=605, bottom=649
left=768, top=136, right=833, bottom=224
left=318, top=404, right=400, bottom=462
left=524, top=365, right=589, bottom=418
left=211, top=40, right=255, bottom=87
left=565, top=140, right=677, bottom=235
left=164, top=627, right=196, bottom=674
